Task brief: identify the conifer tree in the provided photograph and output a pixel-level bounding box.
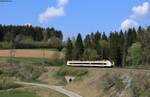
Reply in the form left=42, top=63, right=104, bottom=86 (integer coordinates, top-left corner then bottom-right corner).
left=141, top=26, right=150, bottom=64
left=101, top=32, right=108, bottom=40
left=93, top=32, right=102, bottom=59
left=74, top=33, right=84, bottom=60
left=84, top=34, right=91, bottom=48
left=66, top=38, right=73, bottom=60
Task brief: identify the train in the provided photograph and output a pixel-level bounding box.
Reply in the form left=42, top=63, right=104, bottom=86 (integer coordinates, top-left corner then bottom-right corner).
left=67, top=60, right=115, bottom=67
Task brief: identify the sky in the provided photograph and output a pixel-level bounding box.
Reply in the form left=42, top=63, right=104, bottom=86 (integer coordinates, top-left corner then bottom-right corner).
left=0, top=0, right=150, bottom=39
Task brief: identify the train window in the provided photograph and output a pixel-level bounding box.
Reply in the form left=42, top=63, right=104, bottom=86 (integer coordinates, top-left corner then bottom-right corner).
left=69, top=63, right=91, bottom=64
left=90, top=63, right=106, bottom=65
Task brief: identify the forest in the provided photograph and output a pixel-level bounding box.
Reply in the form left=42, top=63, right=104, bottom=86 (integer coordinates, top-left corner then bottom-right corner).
left=0, top=24, right=63, bottom=50
left=0, top=24, right=150, bottom=66
left=65, top=26, right=150, bottom=66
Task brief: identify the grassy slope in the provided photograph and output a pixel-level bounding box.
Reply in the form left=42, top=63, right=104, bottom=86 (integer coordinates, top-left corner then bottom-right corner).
left=65, top=68, right=150, bottom=97
left=38, top=67, right=150, bottom=97
left=0, top=91, right=38, bottom=97
left=0, top=86, right=68, bottom=97
left=38, top=67, right=66, bottom=85
left=0, top=57, right=50, bottom=65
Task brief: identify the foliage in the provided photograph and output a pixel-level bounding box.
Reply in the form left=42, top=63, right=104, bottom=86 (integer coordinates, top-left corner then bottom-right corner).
left=2, top=67, right=18, bottom=77
left=1, top=64, right=46, bottom=81
left=0, top=42, right=13, bottom=49
left=48, top=36, right=62, bottom=50
left=130, top=73, right=150, bottom=97
left=0, top=25, right=63, bottom=50
left=83, top=49, right=98, bottom=60
left=126, top=42, right=142, bottom=65
left=102, top=72, right=125, bottom=92
left=44, top=58, right=65, bottom=66
left=0, top=91, right=39, bottom=97
left=57, top=67, right=88, bottom=76
left=109, top=32, right=124, bottom=66
left=15, top=42, right=51, bottom=49
left=74, top=34, right=84, bottom=60
left=0, top=77, right=21, bottom=90
left=65, top=26, right=150, bottom=67
left=84, top=34, right=91, bottom=48
left=140, top=26, right=150, bottom=65
left=65, top=38, right=73, bottom=61
left=16, top=64, right=46, bottom=80
left=101, top=72, right=150, bottom=97
left=99, top=40, right=109, bottom=59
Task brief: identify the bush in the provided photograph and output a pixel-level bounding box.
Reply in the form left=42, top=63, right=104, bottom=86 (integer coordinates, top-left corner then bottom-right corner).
left=0, top=77, right=21, bottom=90
left=44, top=59, right=65, bottom=66
left=6, top=58, right=20, bottom=65
left=102, top=72, right=125, bottom=92
left=130, top=73, right=150, bottom=97
left=16, top=64, right=46, bottom=80
left=15, top=41, right=51, bottom=49
left=0, top=42, right=13, bottom=49
left=3, top=68, right=18, bottom=77
left=57, top=67, right=88, bottom=76
left=1, top=64, right=46, bottom=81
left=0, top=41, right=58, bottom=49
left=101, top=72, right=150, bottom=97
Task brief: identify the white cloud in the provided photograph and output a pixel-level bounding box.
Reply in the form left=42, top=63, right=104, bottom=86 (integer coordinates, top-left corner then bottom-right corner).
left=38, top=0, right=69, bottom=23
left=131, top=2, right=150, bottom=20
left=38, top=7, right=65, bottom=23
left=57, top=0, right=69, bottom=7
left=120, top=19, right=139, bottom=31
left=120, top=2, right=150, bottom=30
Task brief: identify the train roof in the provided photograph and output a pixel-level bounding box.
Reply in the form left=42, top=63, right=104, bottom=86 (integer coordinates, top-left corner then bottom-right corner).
left=67, top=60, right=111, bottom=63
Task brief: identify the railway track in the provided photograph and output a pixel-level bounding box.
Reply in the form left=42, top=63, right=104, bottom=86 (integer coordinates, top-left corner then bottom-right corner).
left=113, top=66, right=150, bottom=71
left=75, top=66, right=150, bottom=71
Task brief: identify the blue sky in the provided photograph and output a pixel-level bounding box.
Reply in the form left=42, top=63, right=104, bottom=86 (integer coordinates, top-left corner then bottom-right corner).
left=0, top=0, right=149, bottom=39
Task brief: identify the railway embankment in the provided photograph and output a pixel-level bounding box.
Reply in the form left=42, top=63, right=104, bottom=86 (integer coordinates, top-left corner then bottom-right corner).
left=64, top=68, right=150, bottom=97
left=39, top=67, right=150, bottom=97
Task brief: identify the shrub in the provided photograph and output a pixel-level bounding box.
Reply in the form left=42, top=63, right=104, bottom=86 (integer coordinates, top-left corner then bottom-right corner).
left=57, top=67, right=88, bottom=76
left=3, top=68, right=18, bottom=77
left=1, top=64, right=46, bottom=81
left=16, top=64, right=46, bottom=80
left=0, top=77, right=21, bottom=90
left=102, top=72, right=125, bottom=92
left=101, top=72, right=150, bottom=97
left=6, top=58, right=20, bottom=65
left=0, top=42, right=13, bottom=49
left=44, top=59, right=65, bottom=66
left=0, top=41, right=58, bottom=49
left=16, top=41, right=51, bottom=49
left=140, top=89, right=150, bottom=97
left=130, top=73, right=150, bottom=97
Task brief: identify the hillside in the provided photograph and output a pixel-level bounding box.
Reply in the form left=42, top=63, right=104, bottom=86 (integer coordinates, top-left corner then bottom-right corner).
left=0, top=86, right=68, bottom=97
left=38, top=67, right=150, bottom=97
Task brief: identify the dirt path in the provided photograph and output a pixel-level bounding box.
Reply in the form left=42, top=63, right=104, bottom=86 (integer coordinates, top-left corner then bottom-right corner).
left=16, top=82, right=83, bottom=97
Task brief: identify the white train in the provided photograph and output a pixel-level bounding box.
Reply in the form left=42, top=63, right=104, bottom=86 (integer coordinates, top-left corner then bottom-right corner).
left=67, top=60, right=115, bottom=67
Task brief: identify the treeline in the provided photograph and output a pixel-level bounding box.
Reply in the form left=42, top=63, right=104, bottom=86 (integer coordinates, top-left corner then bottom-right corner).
left=65, top=26, right=150, bottom=66
left=0, top=24, right=63, bottom=50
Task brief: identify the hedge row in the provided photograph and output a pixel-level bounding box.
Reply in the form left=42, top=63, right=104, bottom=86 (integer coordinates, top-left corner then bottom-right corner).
left=0, top=42, right=62, bottom=49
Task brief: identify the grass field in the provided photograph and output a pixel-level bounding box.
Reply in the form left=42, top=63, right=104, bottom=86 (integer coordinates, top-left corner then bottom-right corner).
left=0, top=86, right=68, bottom=97
left=0, top=49, right=64, bottom=59
left=0, top=57, right=48, bottom=64
left=0, top=91, right=39, bottom=97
